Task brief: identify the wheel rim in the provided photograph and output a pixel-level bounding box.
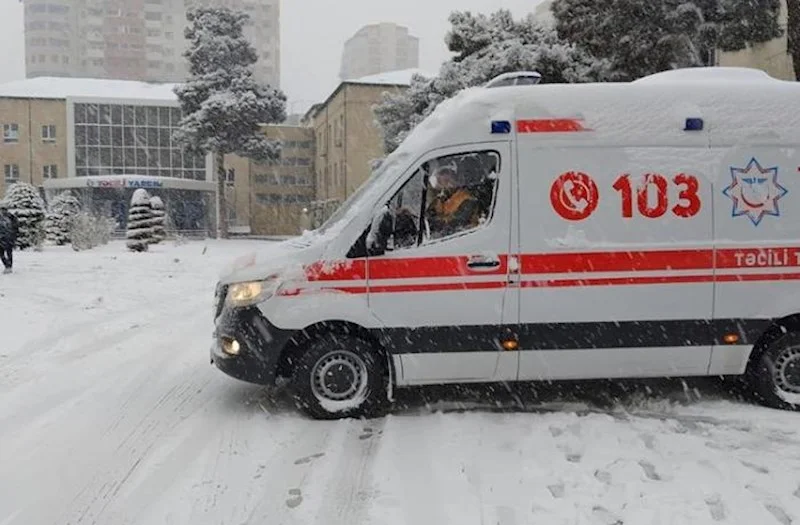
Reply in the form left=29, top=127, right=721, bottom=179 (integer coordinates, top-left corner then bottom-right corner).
left=773, top=346, right=800, bottom=395
left=310, top=350, right=369, bottom=403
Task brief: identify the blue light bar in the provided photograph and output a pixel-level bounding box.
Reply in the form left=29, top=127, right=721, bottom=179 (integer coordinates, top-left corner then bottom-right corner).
left=491, top=120, right=512, bottom=134
left=684, top=118, right=704, bottom=131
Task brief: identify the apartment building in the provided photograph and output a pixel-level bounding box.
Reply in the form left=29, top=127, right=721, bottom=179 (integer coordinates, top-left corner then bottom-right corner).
left=304, top=69, right=424, bottom=214
left=340, top=23, right=419, bottom=81
left=223, top=126, right=315, bottom=236
left=24, top=0, right=280, bottom=88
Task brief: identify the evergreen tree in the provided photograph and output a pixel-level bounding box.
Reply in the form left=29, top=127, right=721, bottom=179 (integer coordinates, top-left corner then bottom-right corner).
left=551, top=0, right=783, bottom=81
left=149, top=196, right=166, bottom=244
left=3, top=182, right=46, bottom=250
left=126, top=189, right=153, bottom=252
left=374, top=9, right=609, bottom=154
left=45, top=191, right=81, bottom=246
left=788, top=0, right=800, bottom=80
left=174, top=7, right=287, bottom=239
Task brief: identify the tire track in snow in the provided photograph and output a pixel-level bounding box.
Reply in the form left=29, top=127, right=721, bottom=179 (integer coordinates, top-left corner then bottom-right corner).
left=63, top=358, right=215, bottom=524
left=212, top=418, right=346, bottom=525
left=33, top=311, right=219, bottom=525
left=0, top=303, right=207, bottom=438
left=306, top=418, right=388, bottom=524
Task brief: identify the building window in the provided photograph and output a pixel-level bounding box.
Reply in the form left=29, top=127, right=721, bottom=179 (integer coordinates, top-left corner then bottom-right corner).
left=43, top=165, right=58, bottom=179
left=4, top=164, right=20, bottom=183
left=72, top=102, right=201, bottom=180
left=226, top=168, right=235, bottom=185
left=3, top=123, right=19, bottom=143
left=42, top=125, right=56, bottom=142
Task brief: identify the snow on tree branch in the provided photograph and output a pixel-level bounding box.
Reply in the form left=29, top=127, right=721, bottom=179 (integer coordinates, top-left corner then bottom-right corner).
left=374, top=9, right=610, bottom=154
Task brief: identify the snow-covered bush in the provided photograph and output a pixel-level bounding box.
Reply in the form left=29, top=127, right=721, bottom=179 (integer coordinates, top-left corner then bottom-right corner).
left=149, top=196, right=166, bottom=244
left=70, top=212, right=117, bottom=251
left=45, top=191, right=81, bottom=245
left=126, top=189, right=153, bottom=252
left=373, top=10, right=610, bottom=153
left=3, top=182, right=46, bottom=250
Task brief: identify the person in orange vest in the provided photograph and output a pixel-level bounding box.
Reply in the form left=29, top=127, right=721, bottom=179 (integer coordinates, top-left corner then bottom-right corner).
left=426, top=164, right=481, bottom=238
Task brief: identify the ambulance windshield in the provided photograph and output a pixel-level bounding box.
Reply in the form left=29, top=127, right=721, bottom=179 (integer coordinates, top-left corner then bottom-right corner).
left=314, top=155, right=401, bottom=236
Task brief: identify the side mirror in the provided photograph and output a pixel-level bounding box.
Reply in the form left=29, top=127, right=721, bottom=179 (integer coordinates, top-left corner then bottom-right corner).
left=366, top=205, right=392, bottom=256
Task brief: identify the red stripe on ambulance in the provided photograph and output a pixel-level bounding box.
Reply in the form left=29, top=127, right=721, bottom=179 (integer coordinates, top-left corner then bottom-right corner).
left=296, top=246, right=800, bottom=294
left=517, top=119, right=590, bottom=133
left=519, top=249, right=713, bottom=274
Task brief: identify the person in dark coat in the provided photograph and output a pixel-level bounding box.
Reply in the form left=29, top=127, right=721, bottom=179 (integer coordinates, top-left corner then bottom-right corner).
left=0, top=202, right=19, bottom=274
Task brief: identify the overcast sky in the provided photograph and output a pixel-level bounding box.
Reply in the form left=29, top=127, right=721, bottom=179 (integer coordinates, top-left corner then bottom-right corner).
left=0, top=0, right=543, bottom=114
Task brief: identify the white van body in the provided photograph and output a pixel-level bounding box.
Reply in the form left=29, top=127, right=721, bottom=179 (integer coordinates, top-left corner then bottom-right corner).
left=212, top=67, right=800, bottom=419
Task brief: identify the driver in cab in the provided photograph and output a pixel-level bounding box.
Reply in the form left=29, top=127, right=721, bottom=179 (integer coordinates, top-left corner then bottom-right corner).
left=426, top=163, right=482, bottom=238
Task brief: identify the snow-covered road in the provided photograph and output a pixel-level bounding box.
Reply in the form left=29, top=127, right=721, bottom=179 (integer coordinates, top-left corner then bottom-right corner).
left=1, top=240, right=799, bottom=525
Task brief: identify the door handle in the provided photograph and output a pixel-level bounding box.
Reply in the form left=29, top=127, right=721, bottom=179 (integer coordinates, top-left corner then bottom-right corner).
left=467, top=255, right=501, bottom=270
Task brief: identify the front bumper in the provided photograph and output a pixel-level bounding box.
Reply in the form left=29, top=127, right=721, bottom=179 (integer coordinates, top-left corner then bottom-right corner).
left=210, top=305, right=295, bottom=386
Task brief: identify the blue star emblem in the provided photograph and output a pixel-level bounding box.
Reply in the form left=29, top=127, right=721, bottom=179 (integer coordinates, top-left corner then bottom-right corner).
left=722, top=157, right=788, bottom=226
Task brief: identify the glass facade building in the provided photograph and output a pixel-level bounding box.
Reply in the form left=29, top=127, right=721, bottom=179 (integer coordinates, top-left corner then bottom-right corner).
left=72, top=102, right=206, bottom=180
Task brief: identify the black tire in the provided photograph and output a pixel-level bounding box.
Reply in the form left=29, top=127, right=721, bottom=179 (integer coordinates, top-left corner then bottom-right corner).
left=290, top=332, right=389, bottom=420
left=749, top=331, right=800, bottom=411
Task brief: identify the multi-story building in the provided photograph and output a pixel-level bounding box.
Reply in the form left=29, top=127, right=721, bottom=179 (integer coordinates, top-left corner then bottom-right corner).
left=339, top=23, right=419, bottom=81
left=223, top=126, right=315, bottom=236
left=0, top=77, right=309, bottom=236
left=24, top=0, right=280, bottom=88
left=303, top=70, right=424, bottom=223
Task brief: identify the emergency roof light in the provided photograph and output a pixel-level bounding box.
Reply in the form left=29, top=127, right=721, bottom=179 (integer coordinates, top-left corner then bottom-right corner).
left=491, top=121, right=512, bottom=134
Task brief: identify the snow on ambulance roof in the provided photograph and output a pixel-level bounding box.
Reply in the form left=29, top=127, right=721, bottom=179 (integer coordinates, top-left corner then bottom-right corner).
left=348, top=68, right=436, bottom=86
left=0, top=77, right=179, bottom=102
left=633, top=66, right=778, bottom=85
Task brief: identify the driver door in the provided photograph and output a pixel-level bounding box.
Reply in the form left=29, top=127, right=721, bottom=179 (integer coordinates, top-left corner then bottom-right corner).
left=366, top=144, right=516, bottom=385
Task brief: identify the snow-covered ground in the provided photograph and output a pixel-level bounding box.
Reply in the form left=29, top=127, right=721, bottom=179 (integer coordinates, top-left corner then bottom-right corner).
left=1, top=240, right=800, bottom=525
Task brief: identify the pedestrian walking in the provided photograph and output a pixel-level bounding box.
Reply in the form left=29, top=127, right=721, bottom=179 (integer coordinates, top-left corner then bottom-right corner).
left=0, top=202, right=19, bottom=274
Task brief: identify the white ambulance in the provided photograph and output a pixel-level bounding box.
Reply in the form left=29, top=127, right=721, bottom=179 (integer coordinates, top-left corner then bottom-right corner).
left=212, top=67, right=800, bottom=420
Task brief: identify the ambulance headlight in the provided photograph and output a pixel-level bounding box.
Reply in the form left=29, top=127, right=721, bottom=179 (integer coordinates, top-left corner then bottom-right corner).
left=226, top=279, right=278, bottom=308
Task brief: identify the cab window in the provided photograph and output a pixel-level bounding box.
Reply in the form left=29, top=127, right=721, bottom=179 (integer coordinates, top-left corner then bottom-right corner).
left=377, top=150, right=500, bottom=253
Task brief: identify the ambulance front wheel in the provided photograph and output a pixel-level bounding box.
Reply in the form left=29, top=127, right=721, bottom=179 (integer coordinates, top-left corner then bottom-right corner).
left=291, top=332, right=389, bottom=420
left=750, top=332, right=800, bottom=411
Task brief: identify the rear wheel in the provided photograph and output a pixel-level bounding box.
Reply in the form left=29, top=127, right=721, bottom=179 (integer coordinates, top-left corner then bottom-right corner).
left=291, top=333, right=389, bottom=420
left=750, top=332, right=800, bottom=411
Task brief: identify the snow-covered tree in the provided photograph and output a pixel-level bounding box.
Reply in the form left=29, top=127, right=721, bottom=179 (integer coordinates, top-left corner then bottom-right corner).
left=374, top=10, right=610, bottom=153
left=149, top=196, right=166, bottom=244
left=551, top=0, right=783, bottom=81
left=174, top=7, right=287, bottom=239
left=126, top=189, right=153, bottom=252
left=45, top=191, right=81, bottom=245
left=788, top=0, right=800, bottom=80
left=71, top=212, right=117, bottom=251
left=3, top=182, right=46, bottom=250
